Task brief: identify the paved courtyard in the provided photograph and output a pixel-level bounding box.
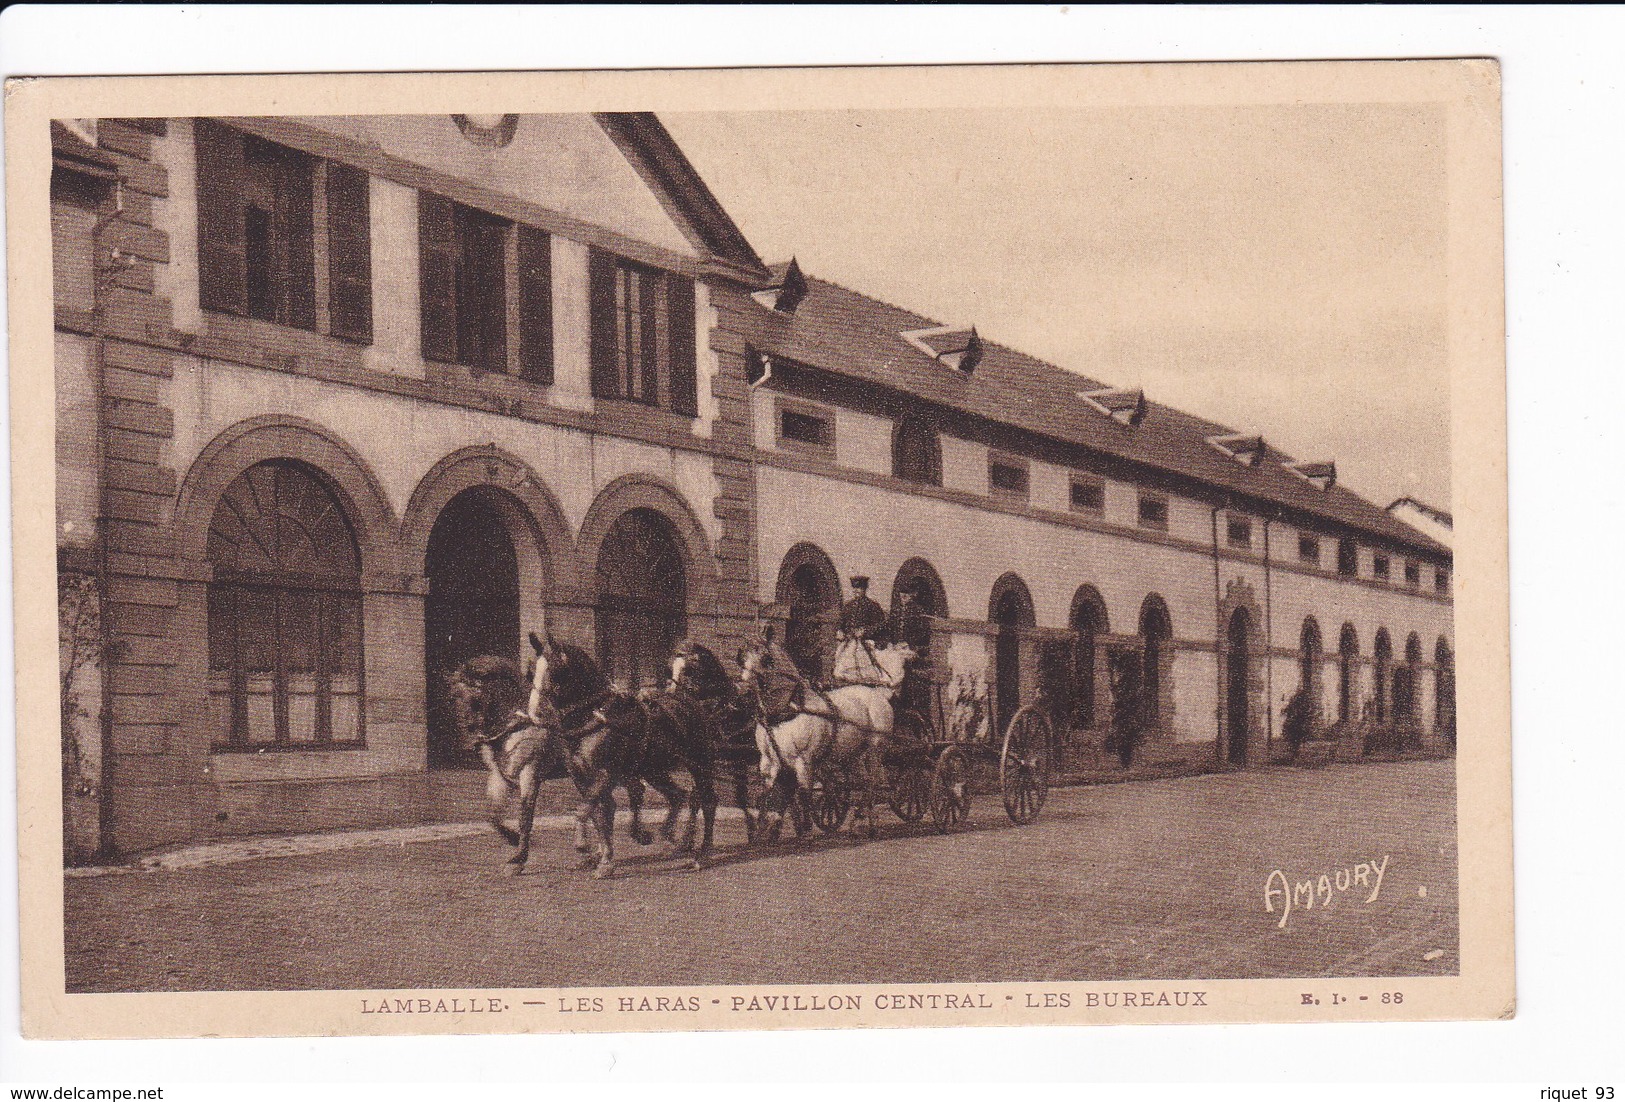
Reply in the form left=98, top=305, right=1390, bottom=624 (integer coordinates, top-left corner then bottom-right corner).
left=64, top=759, right=1457, bottom=992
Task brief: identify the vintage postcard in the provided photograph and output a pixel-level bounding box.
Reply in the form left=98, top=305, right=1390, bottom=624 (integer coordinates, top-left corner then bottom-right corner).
left=6, top=60, right=1510, bottom=1038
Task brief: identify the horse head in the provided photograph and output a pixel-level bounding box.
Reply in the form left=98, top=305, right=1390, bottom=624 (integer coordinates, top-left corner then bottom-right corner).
left=873, top=640, right=917, bottom=691
left=444, top=655, right=523, bottom=751
left=670, top=639, right=730, bottom=700
left=529, top=630, right=607, bottom=713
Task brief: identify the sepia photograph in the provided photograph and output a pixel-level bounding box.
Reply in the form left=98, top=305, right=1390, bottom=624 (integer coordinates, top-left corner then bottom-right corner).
left=7, top=59, right=1510, bottom=1038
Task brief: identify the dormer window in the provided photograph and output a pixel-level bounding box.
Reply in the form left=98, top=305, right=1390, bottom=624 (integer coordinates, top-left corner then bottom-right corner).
left=1286, top=459, right=1337, bottom=490
left=752, top=257, right=807, bottom=314
left=1208, top=433, right=1266, bottom=467
left=1079, top=387, right=1147, bottom=427
left=902, top=326, right=983, bottom=374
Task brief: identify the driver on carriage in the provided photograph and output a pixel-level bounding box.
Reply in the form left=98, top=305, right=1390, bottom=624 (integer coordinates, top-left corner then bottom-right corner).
left=889, top=581, right=935, bottom=716
left=833, top=575, right=891, bottom=686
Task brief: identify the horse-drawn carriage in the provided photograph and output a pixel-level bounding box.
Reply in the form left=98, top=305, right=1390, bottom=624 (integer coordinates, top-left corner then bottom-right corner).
left=790, top=619, right=1054, bottom=837
left=448, top=611, right=1054, bottom=878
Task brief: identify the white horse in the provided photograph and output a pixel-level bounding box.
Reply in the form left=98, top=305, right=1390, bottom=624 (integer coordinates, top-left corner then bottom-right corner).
left=736, top=630, right=914, bottom=840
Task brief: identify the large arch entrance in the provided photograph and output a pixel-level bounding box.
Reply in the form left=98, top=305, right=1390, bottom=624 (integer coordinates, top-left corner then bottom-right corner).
left=424, top=488, right=522, bottom=766
left=1139, top=594, right=1174, bottom=733
left=1068, top=585, right=1109, bottom=731
left=989, top=574, right=1036, bottom=738
left=1225, top=607, right=1252, bottom=766
left=776, top=543, right=841, bottom=681
left=596, top=508, right=688, bottom=692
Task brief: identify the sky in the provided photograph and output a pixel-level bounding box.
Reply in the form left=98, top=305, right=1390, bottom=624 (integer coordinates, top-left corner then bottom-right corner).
left=663, top=104, right=1451, bottom=512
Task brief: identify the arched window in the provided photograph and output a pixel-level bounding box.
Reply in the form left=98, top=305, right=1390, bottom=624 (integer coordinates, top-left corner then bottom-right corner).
left=1139, top=594, right=1174, bottom=731
left=1069, top=585, right=1109, bottom=729
left=1338, top=624, right=1359, bottom=723
left=1399, top=633, right=1424, bottom=725
left=891, top=557, right=949, bottom=621
left=775, top=543, right=841, bottom=681
left=207, top=460, right=363, bottom=748
left=1373, top=629, right=1393, bottom=724
left=1225, top=608, right=1252, bottom=766
left=892, top=418, right=942, bottom=487
left=596, top=508, right=688, bottom=692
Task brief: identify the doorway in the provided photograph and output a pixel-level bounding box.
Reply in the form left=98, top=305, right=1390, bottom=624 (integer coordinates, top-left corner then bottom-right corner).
left=1226, top=607, right=1251, bottom=766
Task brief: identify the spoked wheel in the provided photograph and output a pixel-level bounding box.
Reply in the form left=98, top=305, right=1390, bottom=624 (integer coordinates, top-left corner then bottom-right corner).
left=1000, top=704, right=1052, bottom=825
left=809, top=773, right=851, bottom=834
left=888, top=710, right=932, bottom=823
left=929, top=746, right=971, bottom=833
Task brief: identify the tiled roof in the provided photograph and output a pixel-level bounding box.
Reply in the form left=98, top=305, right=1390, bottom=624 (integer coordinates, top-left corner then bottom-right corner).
left=751, top=267, right=1450, bottom=558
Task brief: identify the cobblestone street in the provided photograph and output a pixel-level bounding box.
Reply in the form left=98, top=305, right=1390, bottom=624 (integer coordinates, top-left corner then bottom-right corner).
left=64, top=760, right=1457, bottom=992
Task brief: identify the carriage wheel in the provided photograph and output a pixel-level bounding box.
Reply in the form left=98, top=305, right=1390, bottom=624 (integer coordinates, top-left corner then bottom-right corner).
left=929, top=746, right=971, bottom=833
left=889, top=761, right=931, bottom=823
left=809, top=775, right=851, bottom=834
left=1000, top=704, right=1052, bottom=825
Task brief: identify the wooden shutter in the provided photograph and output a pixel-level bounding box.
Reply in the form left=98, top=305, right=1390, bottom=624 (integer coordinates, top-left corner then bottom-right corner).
left=458, top=212, right=507, bottom=372
left=194, top=119, right=248, bottom=315
left=418, top=192, right=459, bottom=363
left=588, top=248, right=619, bottom=398
left=639, top=269, right=660, bottom=403
left=281, top=150, right=317, bottom=331
left=516, top=226, right=553, bottom=385
left=326, top=162, right=373, bottom=343
left=666, top=274, right=698, bottom=417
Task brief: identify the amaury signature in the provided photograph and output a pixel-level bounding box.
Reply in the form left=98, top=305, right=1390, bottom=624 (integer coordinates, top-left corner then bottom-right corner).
left=1264, top=855, right=1390, bottom=930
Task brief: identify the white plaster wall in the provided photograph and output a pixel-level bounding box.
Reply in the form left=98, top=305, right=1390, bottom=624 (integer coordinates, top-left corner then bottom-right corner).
left=302, top=115, right=699, bottom=258
left=940, top=434, right=985, bottom=496
left=164, top=358, right=721, bottom=545
left=549, top=237, right=594, bottom=413
left=835, top=407, right=893, bottom=476
left=1029, top=459, right=1070, bottom=514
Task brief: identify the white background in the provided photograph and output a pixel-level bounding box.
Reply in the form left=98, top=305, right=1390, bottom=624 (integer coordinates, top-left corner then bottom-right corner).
left=1, top=4, right=1620, bottom=1091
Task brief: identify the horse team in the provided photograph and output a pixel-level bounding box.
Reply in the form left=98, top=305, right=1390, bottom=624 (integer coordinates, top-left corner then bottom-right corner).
left=444, top=629, right=917, bottom=878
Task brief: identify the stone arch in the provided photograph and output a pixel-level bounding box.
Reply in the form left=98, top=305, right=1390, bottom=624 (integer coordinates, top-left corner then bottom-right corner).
left=579, top=475, right=718, bottom=686
left=174, top=415, right=399, bottom=575
left=401, top=446, right=575, bottom=590
left=1138, top=593, right=1175, bottom=733
left=774, top=542, right=841, bottom=680
left=1068, top=584, right=1110, bottom=729
left=1218, top=579, right=1265, bottom=767
left=989, top=573, right=1036, bottom=736
left=1337, top=622, right=1360, bottom=723
left=1373, top=628, right=1394, bottom=725
left=892, top=557, right=950, bottom=619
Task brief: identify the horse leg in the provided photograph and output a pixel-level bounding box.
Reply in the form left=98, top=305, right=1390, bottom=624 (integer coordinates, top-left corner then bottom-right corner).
left=504, top=763, right=540, bottom=876
left=732, top=757, right=757, bottom=843
left=790, top=759, right=815, bottom=840
left=592, top=786, right=618, bottom=879
left=642, top=771, right=689, bottom=850
left=482, top=748, right=521, bottom=847
left=625, top=777, right=654, bottom=846
left=690, top=770, right=719, bottom=869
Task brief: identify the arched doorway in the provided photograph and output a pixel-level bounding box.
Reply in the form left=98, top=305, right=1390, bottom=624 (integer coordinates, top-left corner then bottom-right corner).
left=596, top=508, right=688, bottom=692
left=424, top=488, right=521, bottom=766
left=1338, top=623, right=1359, bottom=723
left=1139, top=595, right=1174, bottom=733
left=1373, top=629, right=1393, bottom=724
left=989, top=574, right=1036, bottom=737
left=1299, top=617, right=1324, bottom=705
left=206, top=459, right=363, bottom=749
left=776, top=543, right=840, bottom=681
left=1225, top=607, right=1251, bottom=765
left=1435, top=637, right=1456, bottom=746
left=1069, top=585, right=1109, bottom=730
left=1398, top=632, right=1424, bottom=732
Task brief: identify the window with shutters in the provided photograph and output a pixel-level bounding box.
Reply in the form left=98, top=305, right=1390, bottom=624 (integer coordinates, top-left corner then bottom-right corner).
left=893, top=418, right=942, bottom=487
left=588, top=248, right=699, bottom=417
left=194, top=120, right=371, bottom=342
left=418, top=191, right=553, bottom=383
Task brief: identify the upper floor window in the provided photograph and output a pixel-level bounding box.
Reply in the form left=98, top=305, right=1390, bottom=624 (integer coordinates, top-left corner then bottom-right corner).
left=589, top=248, right=698, bottom=416
left=1226, top=515, right=1253, bottom=549
left=1436, top=567, right=1451, bottom=595
left=195, top=120, right=373, bottom=343
left=775, top=400, right=834, bottom=457
left=989, top=456, right=1029, bottom=501
left=1069, top=474, right=1104, bottom=514
left=1337, top=538, right=1358, bottom=577
left=1404, top=560, right=1421, bottom=587
left=1298, top=534, right=1321, bottom=564
left=419, top=193, right=553, bottom=382
left=893, top=418, right=942, bottom=487
left=1373, top=553, right=1391, bottom=581
left=1138, top=493, right=1169, bottom=531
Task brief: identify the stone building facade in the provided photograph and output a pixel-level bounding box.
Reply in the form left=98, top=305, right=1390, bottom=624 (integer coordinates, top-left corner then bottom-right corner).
left=51, top=113, right=1453, bottom=858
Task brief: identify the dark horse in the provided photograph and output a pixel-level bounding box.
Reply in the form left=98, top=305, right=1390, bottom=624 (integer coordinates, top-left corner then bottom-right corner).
left=668, top=640, right=760, bottom=843
left=530, top=632, right=722, bottom=877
